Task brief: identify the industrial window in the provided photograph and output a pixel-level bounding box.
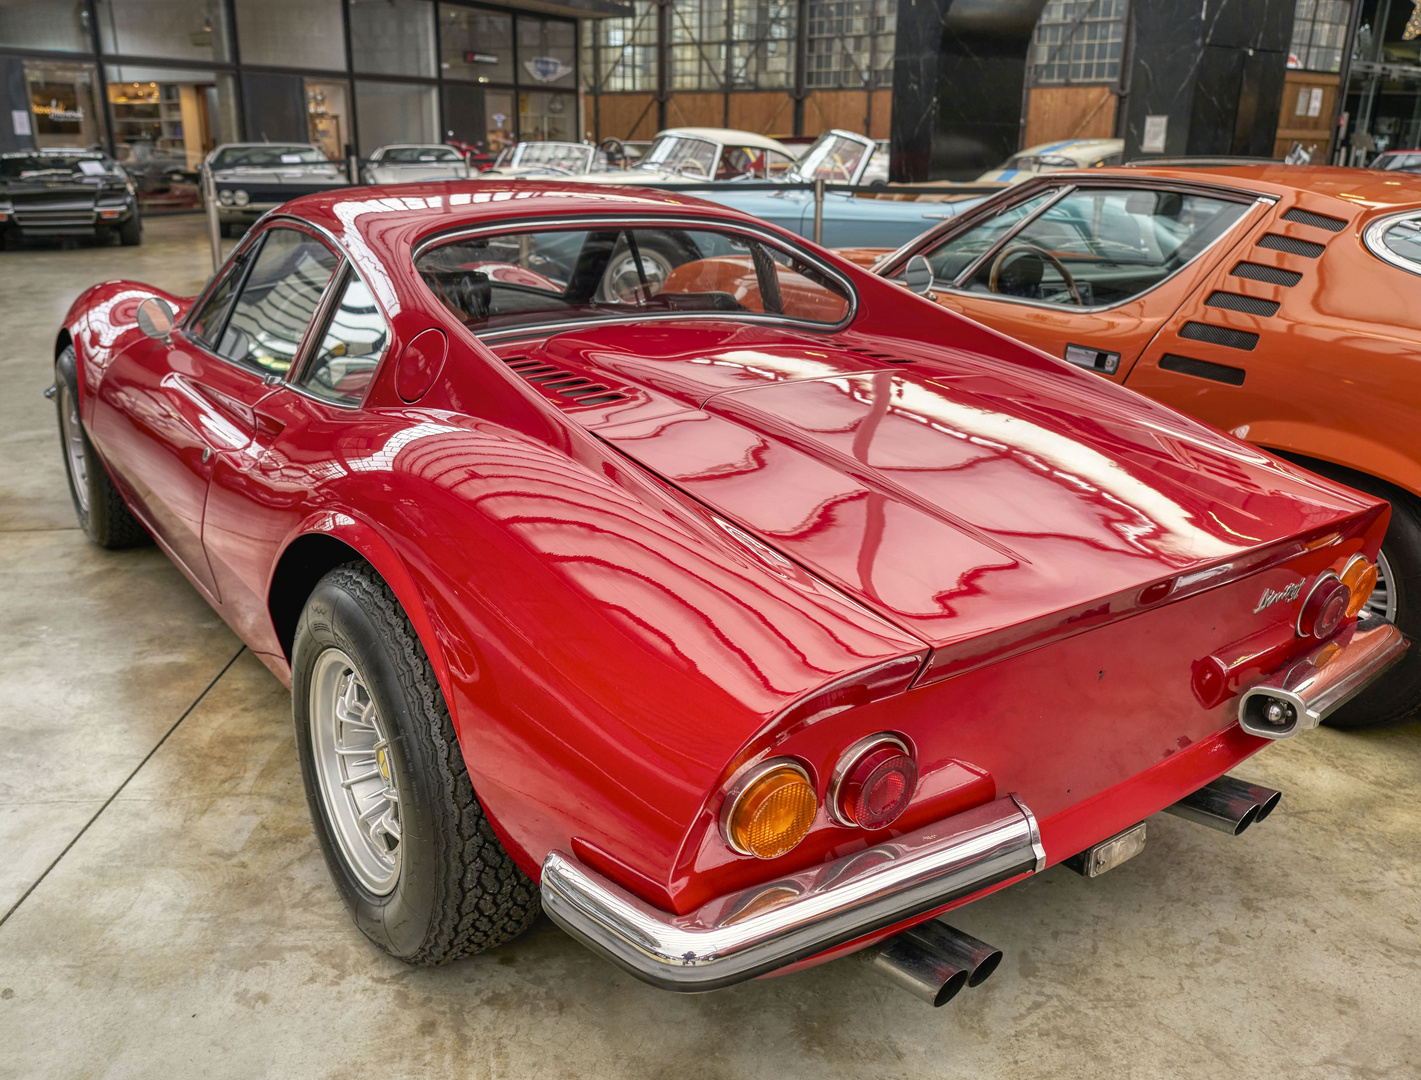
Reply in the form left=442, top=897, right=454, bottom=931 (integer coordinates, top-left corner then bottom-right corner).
left=1288, top=0, right=1351, bottom=74
left=585, top=1, right=658, bottom=93
left=1031, top=0, right=1128, bottom=86
left=731, top=0, right=797, bottom=89
left=671, top=0, right=728, bottom=90
left=805, top=0, right=896, bottom=89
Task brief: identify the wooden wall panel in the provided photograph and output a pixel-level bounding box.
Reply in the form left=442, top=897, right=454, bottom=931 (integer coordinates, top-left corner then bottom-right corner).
left=803, top=90, right=883, bottom=139
left=1022, top=85, right=1117, bottom=147
left=1273, top=72, right=1339, bottom=160
left=594, top=93, right=659, bottom=141
left=727, top=92, right=794, bottom=138
left=666, top=92, right=725, bottom=129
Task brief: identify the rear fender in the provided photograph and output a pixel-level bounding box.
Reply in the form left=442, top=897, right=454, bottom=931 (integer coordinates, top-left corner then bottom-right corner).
left=1245, top=420, right=1421, bottom=501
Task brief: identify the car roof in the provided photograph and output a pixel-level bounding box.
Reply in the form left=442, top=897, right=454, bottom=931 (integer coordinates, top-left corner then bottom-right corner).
left=657, top=128, right=793, bottom=155
left=2, top=149, right=106, bottom=157
left=275, top=179, right=775, bottom=263
left=374, top=143, right=454, bottom=151
left=1015, top=138, right=1124, bottom=158
left=1047, top=163, right=1421, bottom=214
left=212, top=142, right=320, bottom=151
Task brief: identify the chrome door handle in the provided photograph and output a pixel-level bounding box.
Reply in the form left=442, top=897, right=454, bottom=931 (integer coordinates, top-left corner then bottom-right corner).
left=201, top=447, right=212, bottom=464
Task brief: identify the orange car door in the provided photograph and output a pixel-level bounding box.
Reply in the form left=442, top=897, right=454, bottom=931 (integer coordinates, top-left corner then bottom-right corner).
left=926, top=184, right=1272, bottom=380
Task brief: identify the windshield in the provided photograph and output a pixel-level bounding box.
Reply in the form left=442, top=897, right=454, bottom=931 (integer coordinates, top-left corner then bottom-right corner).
left=515, top=142, right=594, bottom=171
left=212, top=145, right=327, bottom=168
left=792, top=133, right=870, bottom=182
left=380, top=146, right=461, bottom=163
left=636, top=135, right=717, bottom=176
left=1374, top=152, right=1421, bottom=172
left=0, top=153, right=117, bottom=180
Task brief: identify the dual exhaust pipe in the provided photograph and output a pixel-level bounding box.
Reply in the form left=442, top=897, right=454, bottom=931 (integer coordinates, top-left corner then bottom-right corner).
left=862, top=919, right=1003, bottom=1007
left=1165, top=774, right=1281, bottom=836
left=867, top=774, right=1280, bottom=1006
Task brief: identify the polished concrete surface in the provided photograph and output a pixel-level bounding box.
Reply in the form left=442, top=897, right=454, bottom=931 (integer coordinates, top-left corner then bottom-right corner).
left=1, top=216, right=1419, bottom=1079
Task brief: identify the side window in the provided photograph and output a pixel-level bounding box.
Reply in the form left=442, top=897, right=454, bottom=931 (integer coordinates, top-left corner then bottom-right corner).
left=899, top=192, right=1056, bottom=285
left=959, top=188, right=1250, bottom=307
left=299, top=271, right=389, bottom=405
left=215, top=227, right=340, bottom=375
left=188, top=253, right=247, bottom=346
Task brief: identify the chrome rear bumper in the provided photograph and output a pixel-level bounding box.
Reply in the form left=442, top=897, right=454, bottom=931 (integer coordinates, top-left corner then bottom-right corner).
left=540, top=795, right=1044, bottom=992
left=1238, top=615, right=1407, bottom=738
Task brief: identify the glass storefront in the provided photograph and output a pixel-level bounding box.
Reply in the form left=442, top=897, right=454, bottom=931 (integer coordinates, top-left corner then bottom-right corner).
left=2, top=0, right=582, bottom=206
left=23, top=59, right=107, bottom=148
left=105, top=63, right=239, bottom=210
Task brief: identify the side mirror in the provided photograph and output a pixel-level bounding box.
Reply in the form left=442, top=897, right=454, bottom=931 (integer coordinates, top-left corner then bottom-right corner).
left=136, top=296, right=176, bottom=341
left=903, top=255, right=935, bottom=297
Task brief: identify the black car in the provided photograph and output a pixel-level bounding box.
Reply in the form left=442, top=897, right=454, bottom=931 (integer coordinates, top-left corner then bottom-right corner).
left=0, top=150, right=141, bottom=245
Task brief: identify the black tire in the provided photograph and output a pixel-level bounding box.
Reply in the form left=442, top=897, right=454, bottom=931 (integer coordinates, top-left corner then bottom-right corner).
left=1324, top=483, right=1421, bottom=728
left=292, top=563, right=539, bottom=964
left=118, top=211, right=141, bottom=246
left=54, top=345, right=151, bottom=549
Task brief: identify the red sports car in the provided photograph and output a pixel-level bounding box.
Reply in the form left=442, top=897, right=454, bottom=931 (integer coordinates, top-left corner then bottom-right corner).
left=49, top=182, right=1404, bottom=1002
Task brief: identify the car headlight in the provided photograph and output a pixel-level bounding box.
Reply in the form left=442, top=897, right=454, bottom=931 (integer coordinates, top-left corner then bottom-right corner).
left=218, top=189, right=234, bottom=206
left=233, top=189, right=250, bottom=206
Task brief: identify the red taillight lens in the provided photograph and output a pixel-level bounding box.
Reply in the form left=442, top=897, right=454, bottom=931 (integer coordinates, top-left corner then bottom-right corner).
left=1298, top=574, right=1350, bottom=639
left=830, top=736, right=918, bottom=830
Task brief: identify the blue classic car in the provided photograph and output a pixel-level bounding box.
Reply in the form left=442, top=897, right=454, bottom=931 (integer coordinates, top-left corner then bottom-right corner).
left=692, top=130, right=986, bottom=248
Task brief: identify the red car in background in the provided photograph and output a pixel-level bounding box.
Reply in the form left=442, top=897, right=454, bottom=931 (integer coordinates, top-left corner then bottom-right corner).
left=48, top=182, right=1404, bottom=1002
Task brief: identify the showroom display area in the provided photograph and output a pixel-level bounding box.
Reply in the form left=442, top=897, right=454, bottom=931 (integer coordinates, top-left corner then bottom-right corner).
left=0, top=212, right=1418, bottom=1078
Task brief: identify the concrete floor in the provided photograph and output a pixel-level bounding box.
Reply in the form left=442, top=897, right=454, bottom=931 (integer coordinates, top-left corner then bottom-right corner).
left=1, top=216, right=1419, bottom=1080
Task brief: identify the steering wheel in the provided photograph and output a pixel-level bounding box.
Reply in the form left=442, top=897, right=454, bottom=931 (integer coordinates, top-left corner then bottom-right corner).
left=673, top=158, right=709, bottom=177
left=599, top=137, right=628, bottom=167
left=988, top=243, right=1083, bottom=305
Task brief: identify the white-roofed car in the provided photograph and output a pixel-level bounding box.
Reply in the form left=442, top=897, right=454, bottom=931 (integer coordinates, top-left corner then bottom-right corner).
left=482, top=140, right=600, bottom=178
left=361, top=144, right=471, bottom=185
left=977, top=138, right=1124, bottom=184
left=573, top=128, right=799, bottom=184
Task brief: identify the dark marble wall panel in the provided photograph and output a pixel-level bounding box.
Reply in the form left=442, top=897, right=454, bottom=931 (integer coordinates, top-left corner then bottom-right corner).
left=890, top=0, right=1047, bottom=180
left=0, top=55, right=35, bottom=154
left=1122, top=0, right=1295, bottom=159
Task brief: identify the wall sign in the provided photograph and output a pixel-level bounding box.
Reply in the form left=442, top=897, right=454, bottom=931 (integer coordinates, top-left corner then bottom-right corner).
left=464, top=52, right=499, bottom=64
left=524, top=57, right=573, bottom=83
left=1142, top=114, right=1168, bottom=154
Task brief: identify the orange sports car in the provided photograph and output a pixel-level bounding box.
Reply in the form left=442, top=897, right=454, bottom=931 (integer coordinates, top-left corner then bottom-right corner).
left=855, top=165, right=1421, bottom=726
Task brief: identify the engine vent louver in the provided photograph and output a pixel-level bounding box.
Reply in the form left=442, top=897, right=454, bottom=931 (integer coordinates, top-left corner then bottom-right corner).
left=1204, top=292, right=1281, bottom=317
left=500, top=356, right=629, bottom=406
left=1159, top=353, right=1246, bottom=386
left=1256, top=234, right=1326, bottom=258
left=1281, top=207, right=1347, bottom=232
left=851, top=349, right=916, bottom=364
left=1231, top=262, right=1302, bottom=287
left=1178, top=321, right=1260, bottom=351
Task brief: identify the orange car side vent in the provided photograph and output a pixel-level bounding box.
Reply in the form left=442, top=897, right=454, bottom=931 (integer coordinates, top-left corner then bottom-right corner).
left=1231, top=262, right=1302, bottom=287
left=1281, top=208, right=1347, bottom=232
left=1179, top=322, right=1260, bottom=351
left=1158, top=354, right=1246, bottom=386
left=1256, top=234, right=1326, bottom=258
left=1204, top=292, right=1281, bottom=317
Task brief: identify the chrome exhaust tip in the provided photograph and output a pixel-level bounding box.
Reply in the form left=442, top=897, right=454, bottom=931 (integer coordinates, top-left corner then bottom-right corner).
left=1165, top=774, right=1281, bottom=836
left=863, top=920, right=1003, bottom=1005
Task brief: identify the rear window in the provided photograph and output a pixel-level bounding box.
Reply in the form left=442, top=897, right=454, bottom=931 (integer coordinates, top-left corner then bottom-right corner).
left=416, top=225, right=853, bottom=334
left=381, top=146, right=461, bottom=163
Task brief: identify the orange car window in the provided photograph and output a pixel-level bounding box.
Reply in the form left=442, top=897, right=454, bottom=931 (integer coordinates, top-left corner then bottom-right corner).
left=957, top=188, right=1249, bottom=308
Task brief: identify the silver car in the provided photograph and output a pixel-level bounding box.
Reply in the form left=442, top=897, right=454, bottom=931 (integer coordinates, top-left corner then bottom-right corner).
left=205, top=143, right=348, bottom=236
left=361, top=144, right=472, bottom=185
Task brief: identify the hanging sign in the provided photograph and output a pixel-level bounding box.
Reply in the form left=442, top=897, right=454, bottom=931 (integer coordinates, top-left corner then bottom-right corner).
left=465, top=52, right=499, bottom=64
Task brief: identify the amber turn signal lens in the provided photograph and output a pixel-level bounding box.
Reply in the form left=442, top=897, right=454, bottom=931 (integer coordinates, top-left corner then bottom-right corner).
left=1341, top=556, right=1378, bottom=619
left=724, top=762, right=817, bottom=859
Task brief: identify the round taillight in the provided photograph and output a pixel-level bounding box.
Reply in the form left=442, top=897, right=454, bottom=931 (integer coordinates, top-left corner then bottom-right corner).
left=722, top=761, right=818, bottom=859
left=1298, top=574, right=1350, bottom=639
left=1340, top=556, right=1378, bottom=619
left=829, top=735, right=918, bottom=831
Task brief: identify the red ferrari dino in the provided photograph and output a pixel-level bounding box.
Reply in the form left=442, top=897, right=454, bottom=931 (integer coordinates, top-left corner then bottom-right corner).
left=49, top=181, right=1404, bottom=1003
